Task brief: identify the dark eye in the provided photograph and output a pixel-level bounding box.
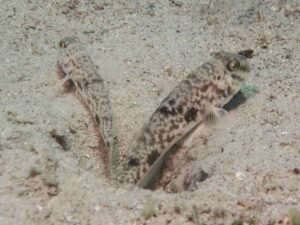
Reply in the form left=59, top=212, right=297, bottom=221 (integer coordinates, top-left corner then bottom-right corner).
left=227, top=59, right=240, bottom=71
left=59, top=40, right=67, bottom=48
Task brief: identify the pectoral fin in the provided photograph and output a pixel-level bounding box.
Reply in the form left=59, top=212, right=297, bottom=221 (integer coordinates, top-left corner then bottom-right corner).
left=204, top=107, right=228, bottom=126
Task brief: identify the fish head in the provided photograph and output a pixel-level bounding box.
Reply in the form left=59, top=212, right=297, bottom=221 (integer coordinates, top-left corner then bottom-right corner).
left=59, top=36, right=81, bottom=49
left=213, top=51, right=251, bottom=105
left=57, top=36, right=81, bottom=76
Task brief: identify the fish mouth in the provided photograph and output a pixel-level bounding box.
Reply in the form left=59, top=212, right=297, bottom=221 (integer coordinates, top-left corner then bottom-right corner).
left=238, top=54, right=250, bottom=72
left=241, top=62, right=250, bottom=73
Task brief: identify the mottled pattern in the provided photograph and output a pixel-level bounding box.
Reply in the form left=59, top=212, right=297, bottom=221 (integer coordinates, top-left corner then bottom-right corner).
left=56, top=37, right=250, bottom=189
left=121, top=52, right=250, bottom=188
left=57, top=36, right=119, bottom=177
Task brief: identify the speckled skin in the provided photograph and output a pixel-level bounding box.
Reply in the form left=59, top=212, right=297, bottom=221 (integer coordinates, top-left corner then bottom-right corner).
left=56, top=36, right=251, bottom=189
left=56, top=36, right=119, bottom=177
left=122, top=52, right=250, bottom=188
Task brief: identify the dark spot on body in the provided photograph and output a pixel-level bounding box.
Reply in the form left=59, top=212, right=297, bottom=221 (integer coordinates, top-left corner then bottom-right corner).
left=144, top=127, right=151, bottom=134
left=177, top=133, right=182, bottom=137
left=128, top=157, right=140, bottom=167
left=147, top=150, right=160, bottom=166
left=95, top=114, right=100, bottom=124
left=143, top=167, right=147, bottom=173
left=136, top=169, right=141, bottom=181
left=158, top=134, right=165, bottom=148
left=166, top=135, right=175, bottom=143
left=216, top=88, right=227, bottom=98
left=178, top=117, right=184, bottom=123
left=227, top=86, right=234, bottom=95
left=194, top=99, right=202, bottom=106
left=76, top=81, right=82, bottom=90
left=169, top=123, right=179, bottom=131
left=158, top=128, right=165, bottom=136
left=189, top=73, right=197, bottom=80
left=159, top=106, right=168, bottom=115
left=169, top=99, right=176, bottom=105
left=209, top=96, right=215, bottom=103
left=200, top=84, right=209, bottom=92
left=159, top=106, right=177, bottom=117
left=181, top=101, right=187, bottom=107
left=184, top=79, right=192, bottom=86
left=232, top=74, right=243, bottom=81
left=177, top=104, right=183, bottom=114
left=184, top=107, right=198, bottom=122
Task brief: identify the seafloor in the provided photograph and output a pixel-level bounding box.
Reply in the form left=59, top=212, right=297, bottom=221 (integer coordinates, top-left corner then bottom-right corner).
left=0, top=0, right=299, bottom=224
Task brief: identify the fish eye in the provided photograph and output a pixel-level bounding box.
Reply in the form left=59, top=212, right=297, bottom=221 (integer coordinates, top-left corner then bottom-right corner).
left=227, top=59, right=240, bottom=71
left=59, top=40, right=67, bottom=48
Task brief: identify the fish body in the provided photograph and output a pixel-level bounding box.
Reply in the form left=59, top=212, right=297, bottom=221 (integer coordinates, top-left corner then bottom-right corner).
left=57, top=36, right=119, bottom=177
left=122, top=52, right=250, bottom=188
left=56, top=36, right=251, bottom=189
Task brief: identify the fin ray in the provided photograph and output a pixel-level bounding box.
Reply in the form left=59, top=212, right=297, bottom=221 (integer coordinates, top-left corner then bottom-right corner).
left=204, top=107, right=228, bottom=126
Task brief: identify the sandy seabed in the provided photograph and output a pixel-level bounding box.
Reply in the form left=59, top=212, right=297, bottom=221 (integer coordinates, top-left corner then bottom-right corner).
left=0, top=0, right=300, bottom=224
